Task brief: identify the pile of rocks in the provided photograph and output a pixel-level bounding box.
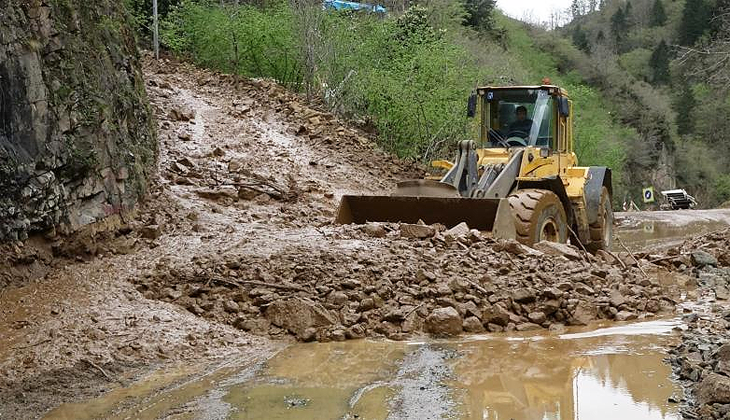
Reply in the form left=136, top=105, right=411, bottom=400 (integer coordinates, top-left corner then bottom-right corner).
left=133, top=222, right=679, bottom=342
left=664, top=229, right=730, bottom=418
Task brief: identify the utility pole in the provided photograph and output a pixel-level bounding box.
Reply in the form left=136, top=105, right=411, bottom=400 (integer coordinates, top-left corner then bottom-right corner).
left=153, top=0, right=159, bottom=60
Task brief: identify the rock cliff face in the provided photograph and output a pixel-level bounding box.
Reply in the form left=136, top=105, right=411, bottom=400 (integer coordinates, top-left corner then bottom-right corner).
left=0, top=0, right=156, bottom=241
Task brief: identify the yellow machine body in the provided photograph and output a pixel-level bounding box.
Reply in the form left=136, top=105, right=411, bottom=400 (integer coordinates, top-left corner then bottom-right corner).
left=337, top=84, right=613, bottom=248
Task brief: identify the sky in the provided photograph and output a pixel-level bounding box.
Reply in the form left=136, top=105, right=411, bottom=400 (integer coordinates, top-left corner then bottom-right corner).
left=495, top=0, right=573, bottom=21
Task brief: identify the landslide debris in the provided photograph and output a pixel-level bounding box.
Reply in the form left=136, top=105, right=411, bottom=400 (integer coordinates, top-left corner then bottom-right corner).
left=134, top=225, right=680, bottom=342
left=130, top=55, right=684, bottom=343
left=664, top=229, right=730, bottom=419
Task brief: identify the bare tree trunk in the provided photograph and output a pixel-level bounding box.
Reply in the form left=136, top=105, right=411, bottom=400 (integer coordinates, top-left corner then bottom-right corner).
left=153, top=0, right=159, bottom=59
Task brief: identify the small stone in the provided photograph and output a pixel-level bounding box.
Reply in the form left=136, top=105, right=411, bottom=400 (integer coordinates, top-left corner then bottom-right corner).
left=556, top=282, right=574, bottom=292
left=445, top=222, right=470, bottom=237
left=463, top=316, right=485, bottom=333
left=692, top=250, right=718, bottom=268
left=543, top=287, right=564, bottom=299
left=358, top=298, right=375, bottom=312
left=331, top=329, right=346, bottom=341
left=533, top=241, right=582, bottom=260
left=383, top=308, right=406, bottom=322
left=482, top=305, right=511, bottom=326
left=327, top=291, right=348, bottom=307
left=615, top=311, right=637, bottom=321
left=361, top=223, right=387, bottom=238
left=228, top=159, right=244, bottom=173
left=299, top=327, right=317, bottom=342
left=140, top=224, right=162, bottom=240
left=515, top=322, right=542, bottom=331
left=574, top=283, right=595, bottom=295
left=548, top=323, right=566, bottom=333
left=609, top=290, right=626, bottom=307
left=223, top=300, right=240, bottom=313
left=528, top=311, right=547, bottom=324
left=346, top=324, right=365, bottom=339
left=513, top=288, right=536, bottom=303
left=399, top=223, right=436, bottom=239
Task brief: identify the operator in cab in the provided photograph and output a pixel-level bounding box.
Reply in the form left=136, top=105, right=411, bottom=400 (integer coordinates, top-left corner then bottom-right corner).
left=508, top=106, right=532, bottom=138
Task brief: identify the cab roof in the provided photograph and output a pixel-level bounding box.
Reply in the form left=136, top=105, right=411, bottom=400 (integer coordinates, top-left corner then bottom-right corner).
left=477, top=85, right=569, bottom=97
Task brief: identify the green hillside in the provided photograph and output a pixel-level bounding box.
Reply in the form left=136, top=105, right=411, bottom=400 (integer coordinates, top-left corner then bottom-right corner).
left=125, top=0, right=730, bottom=207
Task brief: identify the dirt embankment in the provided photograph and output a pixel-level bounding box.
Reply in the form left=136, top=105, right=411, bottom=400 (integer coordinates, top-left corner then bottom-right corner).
left=663, top=229, right=730, bottom=419
left=0, top=55, right=693, bottom=418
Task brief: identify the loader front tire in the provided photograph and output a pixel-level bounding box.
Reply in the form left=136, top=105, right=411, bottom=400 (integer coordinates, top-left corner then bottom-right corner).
left=587, top=186, right=613, bottom=252
left=508, top=189, right=568, bottom=246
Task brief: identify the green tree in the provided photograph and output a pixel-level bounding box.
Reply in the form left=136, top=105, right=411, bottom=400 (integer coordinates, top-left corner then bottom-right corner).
left=649, top=40, right=670, bottom=84
left=610, top=7, right=627, bottom=52
left=624, top=1, right=634, bottom=28
left=463, top=0, right=496, bottom=32
left=572, top=24, right=590, bottom=53
left=673, top=84, right=696, bottom=135
left=650, top=0, right=667, bottom=27
left=125, top=0, right=181, bottom=37
left=678, top=0, right=711, bottom=46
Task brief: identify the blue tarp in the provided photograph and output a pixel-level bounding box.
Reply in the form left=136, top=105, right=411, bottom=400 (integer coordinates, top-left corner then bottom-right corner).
left=323, top=0, right=387, bottom=14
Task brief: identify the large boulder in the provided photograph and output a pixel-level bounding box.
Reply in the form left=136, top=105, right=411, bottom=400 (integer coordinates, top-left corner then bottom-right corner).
left=425, top=307, right=462, bottom=336
left=698, top=373, right=730, bottom=405
left=266, top=298, right=338, bottom=339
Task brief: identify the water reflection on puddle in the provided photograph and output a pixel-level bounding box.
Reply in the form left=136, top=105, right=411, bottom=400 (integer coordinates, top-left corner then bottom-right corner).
left=452, top=330, right=679, bottom=419
left=225, top=320, right=681, bottom=420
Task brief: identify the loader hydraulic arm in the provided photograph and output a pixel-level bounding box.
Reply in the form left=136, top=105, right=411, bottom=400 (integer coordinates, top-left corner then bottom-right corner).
left=440, top=140, right=522, bottom=200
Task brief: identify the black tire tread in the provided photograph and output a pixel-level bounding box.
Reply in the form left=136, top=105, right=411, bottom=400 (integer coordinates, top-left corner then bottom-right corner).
left=508, top=189, right=566, bottom=246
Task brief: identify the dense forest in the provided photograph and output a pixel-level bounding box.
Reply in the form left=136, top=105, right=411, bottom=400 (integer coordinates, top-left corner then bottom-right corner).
left=124, top=0, right=730, bottom=208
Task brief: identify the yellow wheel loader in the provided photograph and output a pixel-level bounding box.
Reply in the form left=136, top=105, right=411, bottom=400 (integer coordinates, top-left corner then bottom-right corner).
left=336, top=84, right=613, bottom=251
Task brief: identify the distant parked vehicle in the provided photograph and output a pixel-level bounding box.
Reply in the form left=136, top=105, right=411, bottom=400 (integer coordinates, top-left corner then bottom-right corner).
left=323, top=0, right=387, bottom=14
left=660, top=189, right=697, bottom=210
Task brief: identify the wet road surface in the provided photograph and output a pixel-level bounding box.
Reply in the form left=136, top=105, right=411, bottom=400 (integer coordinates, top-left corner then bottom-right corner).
left=45, top=319, right=683, bottom=420
left=615, top=209, right=730, bottom=251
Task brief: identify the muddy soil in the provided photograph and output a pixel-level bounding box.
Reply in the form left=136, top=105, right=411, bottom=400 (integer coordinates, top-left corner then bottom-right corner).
left=0, top=55, right=706, bottom=418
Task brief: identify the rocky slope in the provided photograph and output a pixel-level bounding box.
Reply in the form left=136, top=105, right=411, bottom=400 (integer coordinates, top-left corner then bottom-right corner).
left=0, top=1, right=155, bottom=242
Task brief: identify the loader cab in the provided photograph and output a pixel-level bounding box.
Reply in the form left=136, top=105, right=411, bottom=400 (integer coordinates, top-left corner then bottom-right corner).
left=472, top=86, right=573, bottom=154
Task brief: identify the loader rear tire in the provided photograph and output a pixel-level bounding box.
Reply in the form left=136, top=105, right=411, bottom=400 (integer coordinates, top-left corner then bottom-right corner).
left=587, top=186, right=613, bottom=252
left=508, top=189, right=567, bottom=246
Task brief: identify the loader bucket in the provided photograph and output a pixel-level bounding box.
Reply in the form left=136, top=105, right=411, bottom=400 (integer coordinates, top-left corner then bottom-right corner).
left=336, top=195, right=517, bottom=240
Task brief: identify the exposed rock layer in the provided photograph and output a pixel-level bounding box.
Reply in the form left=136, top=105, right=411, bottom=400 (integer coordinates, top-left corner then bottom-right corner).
left=0, top=0, right=156, bottom=241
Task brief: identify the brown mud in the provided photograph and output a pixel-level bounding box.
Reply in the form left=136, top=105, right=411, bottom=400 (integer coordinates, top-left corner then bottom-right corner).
left=0, top=55, right=721, bottom=419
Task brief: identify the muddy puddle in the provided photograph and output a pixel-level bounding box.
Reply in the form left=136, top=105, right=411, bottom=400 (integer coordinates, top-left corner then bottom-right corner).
left=615, top=209, right=730, bottom=251
left=46, top=319, right=684, bottom=420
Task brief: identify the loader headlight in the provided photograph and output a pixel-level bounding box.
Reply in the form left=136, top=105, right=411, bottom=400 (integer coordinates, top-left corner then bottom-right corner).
left=539, top=148, right=550, bottom=158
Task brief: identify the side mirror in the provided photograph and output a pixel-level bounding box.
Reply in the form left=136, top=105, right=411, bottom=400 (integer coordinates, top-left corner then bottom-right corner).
left=467, top=92, right=477, bottom=118
left=558, top=97, right=570, bottom=117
